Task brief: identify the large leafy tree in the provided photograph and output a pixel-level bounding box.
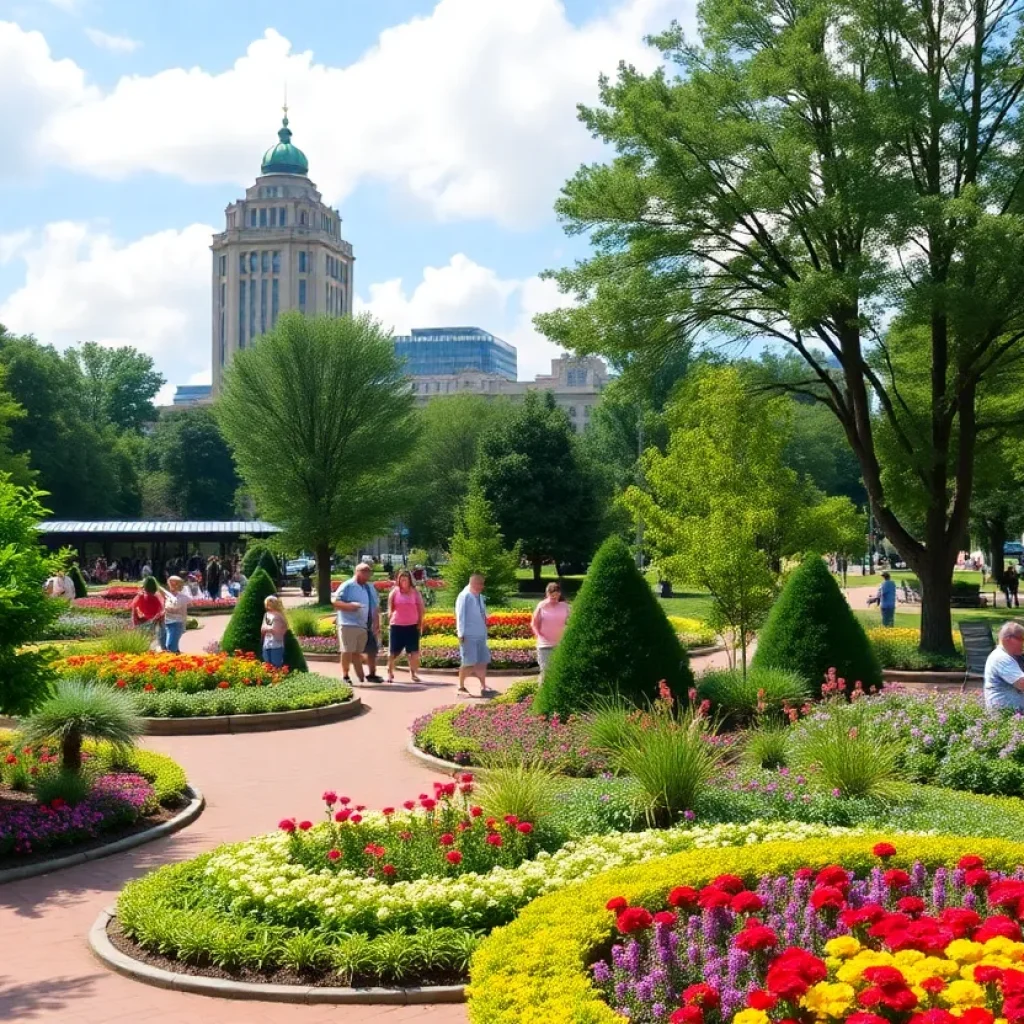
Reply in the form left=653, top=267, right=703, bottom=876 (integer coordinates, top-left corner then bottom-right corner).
left=446, top=484, right=520, bottom=604
left=474, top=390, right=603, bottom=579
left=544, top=0, right=1024, bottom=654
left=68, top=342, right=164, bottom=433
left=217, top=312, right=417, bottom=604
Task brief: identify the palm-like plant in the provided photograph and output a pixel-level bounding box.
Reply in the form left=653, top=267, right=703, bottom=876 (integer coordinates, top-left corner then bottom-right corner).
left=20, top=680, right=143, bottom=775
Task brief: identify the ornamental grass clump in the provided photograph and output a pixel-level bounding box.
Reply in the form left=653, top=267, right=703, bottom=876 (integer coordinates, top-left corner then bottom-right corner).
left=697, top=666, right=811, bottom=727
left=742, top=724, right=791, bottom=771
left=474, top=756, right=559, bottom=826
left=97, top=629, right=153, bottom=655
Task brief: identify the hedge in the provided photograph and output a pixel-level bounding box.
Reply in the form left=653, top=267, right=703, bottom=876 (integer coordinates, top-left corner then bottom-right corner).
left=467, top=833, right=1024, bottom=1024
left=220, top=567, right=307, bottom=672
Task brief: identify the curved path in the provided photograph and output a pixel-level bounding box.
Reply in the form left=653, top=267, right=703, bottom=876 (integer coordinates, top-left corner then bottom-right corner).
left=1, top=602, right=732, bottom=1023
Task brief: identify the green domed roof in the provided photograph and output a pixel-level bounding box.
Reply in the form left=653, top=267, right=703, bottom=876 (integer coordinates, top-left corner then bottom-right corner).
left=261, top=114, right=308, bottom=176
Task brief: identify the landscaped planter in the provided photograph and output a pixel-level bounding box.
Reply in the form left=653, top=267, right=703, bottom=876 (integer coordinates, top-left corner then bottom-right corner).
left=140, top=697, right=362, bottom=735
left=881, top=668, right=980, bottom=689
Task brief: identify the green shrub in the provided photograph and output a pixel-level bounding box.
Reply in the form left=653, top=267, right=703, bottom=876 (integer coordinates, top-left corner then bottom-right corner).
left=475, top=757, right=559, bottom=828
left=752, top=555, right=882, bottom=694
left=492, top=679, right=539, bottom=705
left=97, top=629, right=153, bottom=655
left=536, top=537, right=693, bottom=717
left=68, top=563, right=88, bottom=598
left=696, top=666, right=810, bottom=727
left=241, top=543, right=273, bottom=577
left=288, top=608, right=321, bottom=637
left=446, top=486, right=520, bottom=604
left=255, top=549, right=280, bottom=581
left=586, top=698, right=643, bottom=762
left=32, top=769, right=91, bottom=806
left=741, top=723, right=790, bottom=770
left=413, top=706, right=482, bottom=763
left=219, top=567, right=307, bottom=672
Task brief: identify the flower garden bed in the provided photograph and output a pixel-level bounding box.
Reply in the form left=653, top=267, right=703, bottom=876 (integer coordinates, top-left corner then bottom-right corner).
left=867, top=628, right=965, bottom=672
left=0, top=735, right=191, bottom=869
left=73, top=595, right=236, bottom=617
left=468, top=834, right=1024, bottom=1024
left=55, top=651, right=354, bottom=719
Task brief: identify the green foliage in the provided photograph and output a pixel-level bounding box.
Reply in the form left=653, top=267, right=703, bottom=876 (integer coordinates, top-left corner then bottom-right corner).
left=753, top=556, right=882, bottom=694
left=67, top=563, right=88, bottom=599
left=492, top=679, right=540, bottom=705
left=20, top=680, right=143, bottom=775
left=413, top=706, right=482, bottom=763
left=130, top=674, right=349, bottom=718
left=219, top=567, right=305, bottom=671
left=287, top=607, right=322, bottom=637
left=97, top=629, right=153, bottom=655
left=446, top=485, right=520, bottom=604
left=32, top=770, right=91, bottom=807
left=475, top=391, right=603, bottom=577
left=217, top=312, right=417, bottom=604
left=586, top=698, right=643, bottom=762
left=255, top=549, right=279, bottom=580
left=69, top=341, right=164, bottom=433
left=741, top=725, right=790, bottom=771
left=475, top=757, right=559, bottom=827
left=536, top=536, right=692, bottom=717
left=241, top=543, right=272, bottom=577
left=0, top=479, right=64, bottom=715
left=696, top=666, right=810, bottom=727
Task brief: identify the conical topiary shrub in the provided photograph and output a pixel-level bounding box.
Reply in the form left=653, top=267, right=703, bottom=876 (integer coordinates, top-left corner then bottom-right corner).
left=242, top=543, right=272, bottom=578
left=68, top=563, right=88, bottom=598
left=219, top=567, right=307, bottom=672
left=535, top=536, right=692, bottom=718
left=752, top=555, right=882, bottom=695
left=256, top=548, right=280, bottom=582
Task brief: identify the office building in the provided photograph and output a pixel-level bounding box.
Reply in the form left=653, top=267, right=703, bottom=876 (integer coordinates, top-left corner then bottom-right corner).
left=393, top=327, right=517, bottom=380
left=172, top=384, right=213, bottom=407
left=210, top=108, right=355, bottom=393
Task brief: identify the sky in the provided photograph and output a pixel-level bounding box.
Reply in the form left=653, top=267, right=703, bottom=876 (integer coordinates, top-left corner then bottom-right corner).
left=0, top=0, right=695, bottom=403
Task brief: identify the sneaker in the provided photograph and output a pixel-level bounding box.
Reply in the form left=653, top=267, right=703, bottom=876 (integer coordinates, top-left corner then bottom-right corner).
left=365, top=674, right=384, bottom=683
left=343, top=676, right=352, bottom=685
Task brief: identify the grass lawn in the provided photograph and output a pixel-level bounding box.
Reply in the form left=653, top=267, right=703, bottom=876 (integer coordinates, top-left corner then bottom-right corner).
left=854, top=605, right=1024, bottom=633
left=844, top=569, right=986, bottom=588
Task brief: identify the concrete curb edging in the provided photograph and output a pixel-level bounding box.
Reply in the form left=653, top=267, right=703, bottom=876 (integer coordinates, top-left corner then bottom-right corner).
left=89, top=908, right=466, bottom=1005
left=141, top=698, right=362, bottom=735
left=294, top=650, right=540, bottom=676
left=405, top=738, right=475, bottom=776
left=0, top=785, right=205, bottom=884
left=882, top=669, right=980, bottom=690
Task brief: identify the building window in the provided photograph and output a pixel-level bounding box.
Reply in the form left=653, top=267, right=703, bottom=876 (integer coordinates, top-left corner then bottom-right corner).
left=298, top=251, right=307, bottom=273
left=219, top=311, right=225, bottom=364
left=261, top=250, right=269, bottom=274
left=249, top=209, right=257, bottom=227
left=326, top=282, right=331, bottom=312
left=280, top=207, right=287, bottom=227
left=228, top=211, right=236, bottom=229
left=270, top=208, right=277, bottom=227
left=272, top=251, right=281, bottom=274
left=219, top=282, right=225, bottom=308
left=569, top=406, right=577, bottom=417
left=566, top=369, right=587, bottom=387
left=340, top=262, right=347, bottom=285
left=260, top=279, right=267, bottom=334
left=411, top=382, right=419, bottom=392
left=249, top=273, right=256, bottom=339
left=300, top=210, right=307, bottom=226
left=238, top=252, right=246, bottom=273
left=218, top=255, right=227, bottom=277
left=299, top=279, right=306, bottom=311
left=272, top=278, right=279, bottom=326
left=249, top=252, right=257, bottom=273
left=259, top=208, right=267, bottom=227
left=239, top=280, right=247, bottom=346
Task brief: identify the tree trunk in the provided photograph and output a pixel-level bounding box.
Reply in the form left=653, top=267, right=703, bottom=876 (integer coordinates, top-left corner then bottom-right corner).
left=987, top=519, right=1007, bottom=587
left=916, top=564, right=955, bottom=657
left=62, top=728, right=82, bottom=776
left=532, top=558, right=543, bottom=583
left=316, top=543, right=333, bottom=607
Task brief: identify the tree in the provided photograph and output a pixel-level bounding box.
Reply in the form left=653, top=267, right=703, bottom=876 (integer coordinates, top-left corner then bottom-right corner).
left=623, top=367, right=864, bottom=669
left=0, top=478, right=64, bottom=715
left=535, top=536, right=693, bottom=717
left=402, top=394, right=510, bottom=549
left=220, top=567, right=307, bottom=672
left=217, top=313, right=418, bottom=605
left=446, top=485, right=520, bottom=604
left=543, top=2, right=1024, bottom=655
left=475, top=391, right=603, bottom=580
left=147, top=406, right=240, bottom=519
left=69, top=342, right=164, bottom=433
left=753, top=557, right=882, bottom=695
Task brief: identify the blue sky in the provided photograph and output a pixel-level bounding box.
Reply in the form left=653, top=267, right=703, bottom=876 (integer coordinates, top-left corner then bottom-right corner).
left=0, top=0, right=688, bottom=399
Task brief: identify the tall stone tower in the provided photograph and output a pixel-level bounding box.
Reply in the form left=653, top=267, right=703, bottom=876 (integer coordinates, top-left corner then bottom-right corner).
left=211, top=109, right=355, bottom=393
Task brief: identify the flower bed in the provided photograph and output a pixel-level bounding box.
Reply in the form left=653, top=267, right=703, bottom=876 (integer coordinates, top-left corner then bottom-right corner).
left=868, top=628, right=964, bottom=671
left=0, top=737, right=189, bottom=862
left=73, top=596, right=236, bottom=617
left=295, top=631, right=540, bottom=668
left=420, top=611, right=533, bottom=639
left=116, top=813, right=857, bottom=989
left=38, top=612, right=129, bottom=641
left=467, top=835, right=1024, bottom=1024
left=669, top=616, right=718, bottom=648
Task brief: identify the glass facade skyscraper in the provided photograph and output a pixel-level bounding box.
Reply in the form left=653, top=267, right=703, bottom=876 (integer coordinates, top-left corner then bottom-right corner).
left=393, top=327, right=517, bottom=380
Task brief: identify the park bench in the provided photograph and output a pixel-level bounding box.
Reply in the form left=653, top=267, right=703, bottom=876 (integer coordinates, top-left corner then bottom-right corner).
left=958, top=621, right=994, bottom=689
left=899, top=581, right=921, bottom=604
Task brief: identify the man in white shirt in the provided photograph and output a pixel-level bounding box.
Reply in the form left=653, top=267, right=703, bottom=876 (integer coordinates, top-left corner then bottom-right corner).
left=984, top=621, right=1024, bottom=712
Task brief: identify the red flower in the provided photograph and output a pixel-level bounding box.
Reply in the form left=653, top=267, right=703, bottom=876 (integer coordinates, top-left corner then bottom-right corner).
left=810, top=886, right=846, bottom=911
left=669, top=1008, right=703, bottom=1024
left=748, top=991, right=778, bottom=1011
left=382, top=864, right=396, bottom=877
left=958, top=855, right=985, bottom=871
left=863, top=965, right=910, bottom=988
left=298, top=820, right=312, bottom=831
left=335, top=809, right=351, bottom=822
left=327, top=849, right=341, bottom=861
left=974, top=966, right=1003, bottom=985
left=338, top=796, right=351, bottom=806
left=516, top=822, right=534, bottom=834
left=816, top=865, right=850, bottom=889
left=50, top=797, right=66, bottom=810
left=873, top=843, right=897, bottom=858
left=976, top=915, right=1022, bottom=943
left=731, top=891, right=764, bottom=914
left=217, top=680, right=230, bottom=689
left=848, top=1015, right=889, bottom=1024
left=965, top=869, right=992, bottom=888
left=350, top=814, right=362, bottom=824
left=143, top=682, right=155, bottom=692
left=470, top=806, right=483, bottom=817
left=421, top=798, right=437, bottom=811
left=399, top=830, right=413, bottom=841
left=920, top=977, right=946, bottom=995
left=883, top=869, right=912, bottom=889
left=363, top=843, right=385, bottom=858
left=958, top=1010, right=995, bottom=1024
left=115, top=679, right=127, bottom=688
left=486, top=833, right=503, bottom=847
left=439, top=833, right=455, bottom=846
left=382, top=807, right=394, bottom=816
left=698, top=887, right=733, bottom=910
left=459, top=773, right=474, bottom=783
left=606, top=896, right=628, bottom=912
left=446, top=850, right=463, bottom=865
left=683, top=983, right=719, bottom=1009
left=908, top=1011, right=957, bottom=1024
left=795, top=867, right=815, bottom=881
left=735, top=924, right=779, bottom=952
left=403, top=800, right=416, bottom=810
left=322, top=791, right=338, bottom=805
left=766, top=970, right=813, bottom=1002
left=667, top=886, right=699, bottom=909
left=4, top=754, right=16, bottom=764
left=938, top=907, right=980, bottom=937
left=653, top=911, right=678, bottom=927
left=897, top=896, right=926, bottom=915
left=278, top=818, right=297, bottom=832
left=616, top=906, right=654, bottom=933
left=504, top=815, right=519, bottom=826
left=710, top=874, right=745, bottom=894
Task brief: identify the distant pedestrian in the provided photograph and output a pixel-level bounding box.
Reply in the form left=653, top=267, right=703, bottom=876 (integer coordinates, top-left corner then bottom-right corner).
left=387, top=569, right=425, bottom=683
left=131, top=577, right=165, bottom=649
left=300, top=564, right=313, bottom=598
left=261, top=595, right=288, bottom=668
left=205, top=556, right=222, bottom=600
left=867, top=571, right=897, bottom=627
left=1005, top=565, right=1020, bottom=609
left=531, top=581, right=570, bottom=681
left=455, top=572, right=491, bottom=698
left=44, top=567, right=75, bottom=600
left=332, top=562, right=379, bottom=685
left=159, top=576, right=191, bottom=653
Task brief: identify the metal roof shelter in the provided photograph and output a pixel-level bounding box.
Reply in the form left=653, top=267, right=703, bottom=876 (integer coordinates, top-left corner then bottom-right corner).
left=39, top=520, right=280, bottom=535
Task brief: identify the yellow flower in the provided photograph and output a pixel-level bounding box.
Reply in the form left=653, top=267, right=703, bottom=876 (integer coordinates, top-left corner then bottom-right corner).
left=941, top=979, right=986, bottom=1007
left=836, top=950, right=894, bottom=985
left=909, top=957, right=960, bottom=980
left=826, top=936, right=862, bottom=959
left=734, top=1010, right=771, bottom=1024
left=945, top=940, right=986, bottom=964
left=801, top=982, right=856, bottom=1018
left=895, top=950, right=927, bottom=967
left=983, top=937, right=1024, bottom=961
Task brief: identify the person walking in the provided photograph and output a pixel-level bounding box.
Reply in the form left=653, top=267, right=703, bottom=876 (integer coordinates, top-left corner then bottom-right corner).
left=531, top=581, right=570, bottom=680
left=867, top=571, right=897, bottom=627
left=332, top=562, right=379, bottom=684
left=204, top=556, right=222, bottom=600
left=300, top=564, right=313, bottom=598
left=261, top=595, right=289, bottom=667
left=1005, top=565, right=1020, bottom=609
left=130, top=577, right=165, bottom=650
left=387, top=569, right=425, bottom=683
left=159, top=576, right=191, bottom=653
left=455, top=572, right=491, bottom=697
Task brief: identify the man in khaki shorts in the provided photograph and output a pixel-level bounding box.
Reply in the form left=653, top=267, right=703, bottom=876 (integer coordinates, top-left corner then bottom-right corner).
left=332, top=562, right=379, bottom=684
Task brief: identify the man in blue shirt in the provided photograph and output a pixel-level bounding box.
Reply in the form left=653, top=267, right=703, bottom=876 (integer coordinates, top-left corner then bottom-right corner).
left=455, top=572, right=491, bottom=698
left=868, top=571, right=898, bottom=627
left=984, top=621, right=1024, bottom=711
left=332, top=562, right=380, bottom=684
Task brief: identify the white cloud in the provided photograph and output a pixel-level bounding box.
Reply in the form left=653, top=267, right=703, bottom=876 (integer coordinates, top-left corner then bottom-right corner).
left=0, top=227, right=575, bottom=397
left=2, top=0, right=690, bottom=224
left=84, top=28, right=140, bottom=53
left=355, top=253, right=570, bottom=379
left=0, top=229, right=33, bottom=265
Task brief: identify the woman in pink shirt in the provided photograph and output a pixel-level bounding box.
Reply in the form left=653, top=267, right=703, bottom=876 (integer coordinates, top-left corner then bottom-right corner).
left=532, top=581, right=570, bottom=679
left=387, top=569, right=425, bottom=683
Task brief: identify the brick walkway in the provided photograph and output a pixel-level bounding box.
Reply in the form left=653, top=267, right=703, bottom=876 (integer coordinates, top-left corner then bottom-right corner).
left=1, top=604, right=732, bottom=1023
